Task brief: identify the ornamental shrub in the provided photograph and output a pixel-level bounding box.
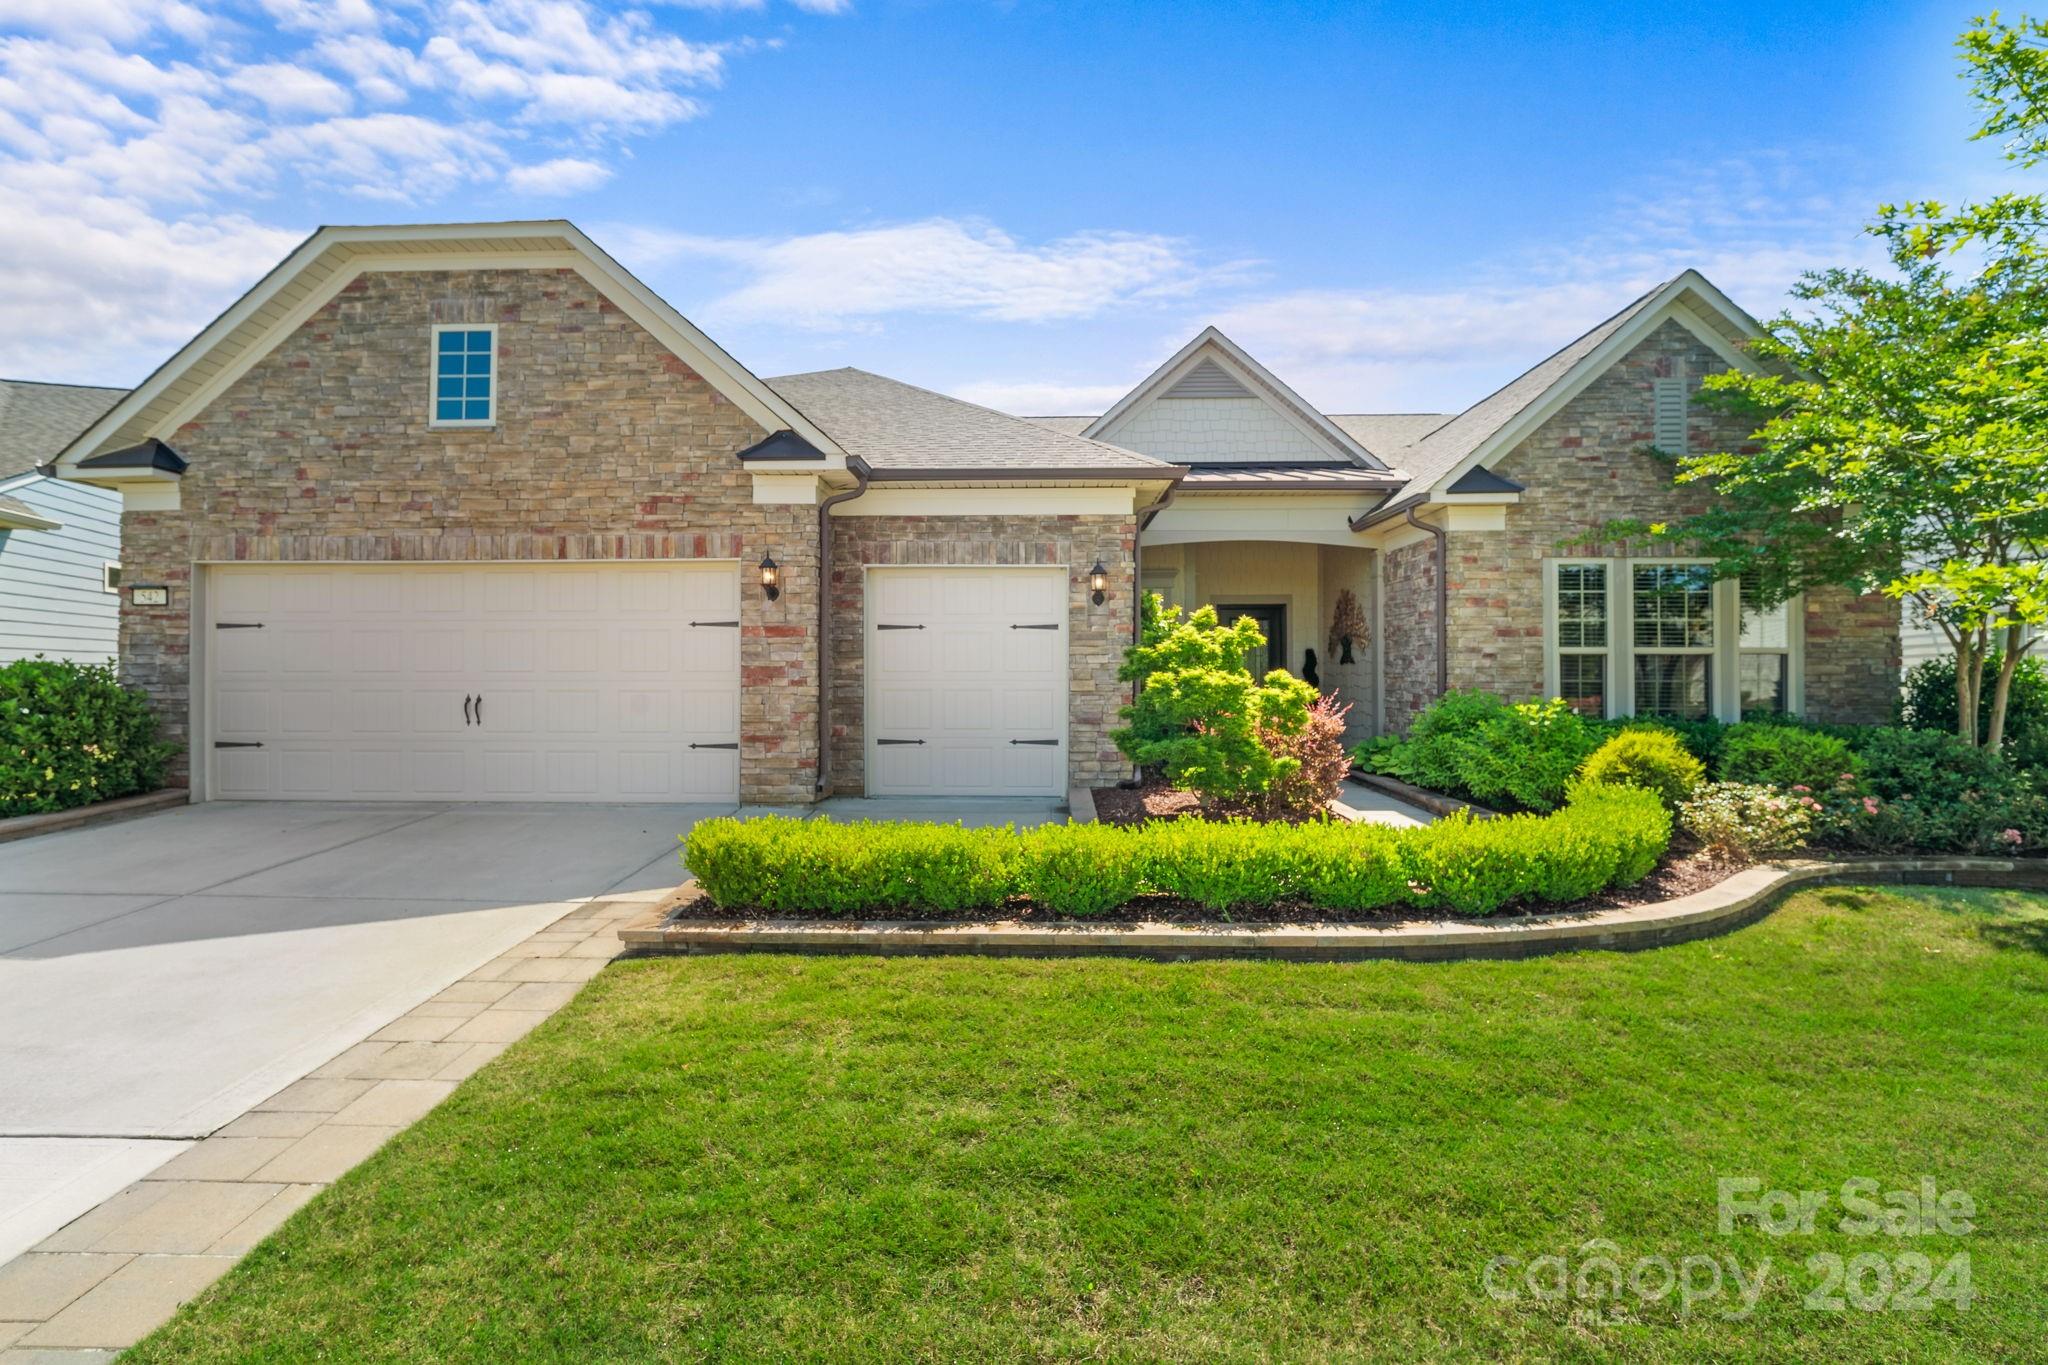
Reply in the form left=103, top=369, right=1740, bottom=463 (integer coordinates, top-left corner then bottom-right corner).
left=1717, top=722, right=1859, bottom=790
left=683, top=784, right=1674, bottom=919
left=1577, top=726, right=1706, bottom=809
left=1256, top=694, right=1352, bottom=820
left=1455, top=698, right=1599, bottom=812
left=0, top=658, right=172, bottom=818
left=1811, top=729, right=2047, bottom=855
left=1679, top=782, right=1817, bottom=862
left=1900, top=651, right=2048, bottom=768
left=1354, top=689, right=1506, bottom=793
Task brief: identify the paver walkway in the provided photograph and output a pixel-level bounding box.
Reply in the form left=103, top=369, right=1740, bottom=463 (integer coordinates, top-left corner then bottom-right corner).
left=0, top=891, right=655, bottom=1361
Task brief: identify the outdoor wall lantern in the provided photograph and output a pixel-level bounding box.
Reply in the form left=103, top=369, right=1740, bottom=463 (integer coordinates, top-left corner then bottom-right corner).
left=1088, top=560, right=1109, bottom=606
left=759, top=553, right=781, bottom=602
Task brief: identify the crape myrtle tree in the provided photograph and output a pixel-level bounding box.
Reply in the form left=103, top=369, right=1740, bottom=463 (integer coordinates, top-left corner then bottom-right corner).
left=1613, top=14, right=2048, bottom=750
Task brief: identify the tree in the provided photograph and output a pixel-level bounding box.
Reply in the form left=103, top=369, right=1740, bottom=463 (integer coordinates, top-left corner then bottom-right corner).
left=1614, top=15, right=2048, bottom=751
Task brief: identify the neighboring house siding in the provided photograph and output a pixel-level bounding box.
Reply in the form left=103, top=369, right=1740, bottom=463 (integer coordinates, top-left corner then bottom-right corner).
left=119, top=267, right=821, bottom=801
left=1381, top=538, right=1438, bottom=731
left=0, top=474, right=121, bottom=664
left=827, top=513, right=1136, bottom=794
left=1418, top=320, right=1897, bottom=727
left=1109, top=396, right=1335, bottom=464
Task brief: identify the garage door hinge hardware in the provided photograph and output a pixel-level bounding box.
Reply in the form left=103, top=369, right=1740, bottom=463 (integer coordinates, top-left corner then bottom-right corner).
left=1010, top=739, right=1060, bottom=746
left=213, top=741, right=263, bottom=749
left=876, top=738, right=925, bottom=746
left=690, top=619, right=740, bottom=628
left=214, top=622, right=264, bottom=629
left=689, top=742, right=739, bottom=750
left=875, top=623, right=924, bottom=630
left=1011, top=623, right=1060, bottom=630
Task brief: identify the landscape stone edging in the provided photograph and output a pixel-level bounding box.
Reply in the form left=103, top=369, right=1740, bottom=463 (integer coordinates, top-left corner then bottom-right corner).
left=1346, top=770, right=1495, bottom=820
left=0, top=788, right=189, bottom=845
left=617, top=858, right=2048, bottom=963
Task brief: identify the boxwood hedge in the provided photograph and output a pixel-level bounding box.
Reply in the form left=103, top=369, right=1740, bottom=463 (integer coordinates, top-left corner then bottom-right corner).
left=682, top=782, right=1670, bottom=919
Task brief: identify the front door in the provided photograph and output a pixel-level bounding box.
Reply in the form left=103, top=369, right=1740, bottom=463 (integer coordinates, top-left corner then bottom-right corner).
left=1222, top=603, right=1286, bottom=677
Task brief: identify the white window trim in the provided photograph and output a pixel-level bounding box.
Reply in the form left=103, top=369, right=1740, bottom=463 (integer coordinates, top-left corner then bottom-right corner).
left=1544, top=557, right=1806, bottom=723
left=429, top=323, right=498, bottom=428
left=103, top=562, right=121, bottom=594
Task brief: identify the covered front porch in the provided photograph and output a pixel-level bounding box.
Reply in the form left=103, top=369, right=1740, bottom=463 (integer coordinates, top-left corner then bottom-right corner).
left=1138, top=491, right=1381, bottom=746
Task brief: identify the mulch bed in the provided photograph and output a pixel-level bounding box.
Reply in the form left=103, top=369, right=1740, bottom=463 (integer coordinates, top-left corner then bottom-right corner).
left=1090, top=779, right=1327, bottom=827
left=661, top=837, right=1741, bottom=928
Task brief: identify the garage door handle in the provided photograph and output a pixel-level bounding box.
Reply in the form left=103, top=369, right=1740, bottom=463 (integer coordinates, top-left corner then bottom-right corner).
left=214, top=741, right=263, bottom=749
left=1011, top=623, right=1060, bottom=630
left=876, top=738, right=924, bottom=746
left=690, top=620, right=740, bottom=628
left=1010, top=739, right=1060, bottom=746
left=463, top=694, right=474, bottom=726
left=474, top=694, right=483, bottom=726
left=215, top=622, right=264, bottom=629
left=875, top=623, right=923, bottom=631
left=689, top=742, right=739, bottom=750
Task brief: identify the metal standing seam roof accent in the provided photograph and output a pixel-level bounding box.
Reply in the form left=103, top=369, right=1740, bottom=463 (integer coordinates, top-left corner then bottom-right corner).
left=0, top=378, right=127, bottom=480
left=766, top=368, right=1172, bottom=475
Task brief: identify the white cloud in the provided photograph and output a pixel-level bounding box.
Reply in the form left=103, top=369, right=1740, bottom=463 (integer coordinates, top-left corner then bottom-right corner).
left=622, top=218, right=1245, bottom=327
left=505, top=154, right=613, bottom=195
left=224, top=60, right=353, bottom=116
left=0, top=0, right=208, bottom=41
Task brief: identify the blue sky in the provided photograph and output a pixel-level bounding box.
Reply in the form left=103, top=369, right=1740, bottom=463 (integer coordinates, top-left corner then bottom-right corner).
left=0, top=0, right=2025, bottom=416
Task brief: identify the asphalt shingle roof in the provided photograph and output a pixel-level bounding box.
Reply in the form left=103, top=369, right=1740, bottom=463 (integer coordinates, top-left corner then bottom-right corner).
left=768, top=368, right=1170, bottom=474
left=0, top=379, right=126, bottom=480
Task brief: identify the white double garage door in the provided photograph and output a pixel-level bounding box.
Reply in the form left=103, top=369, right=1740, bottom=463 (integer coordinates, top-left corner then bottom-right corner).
left=204, top=562, right=1068, bottom=802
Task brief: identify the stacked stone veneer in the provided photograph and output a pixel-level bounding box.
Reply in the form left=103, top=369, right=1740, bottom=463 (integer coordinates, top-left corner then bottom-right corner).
left=121, top=267, right=822, bottom=803
left=1381, top=319, right=1898, bottom=730
left=827, top=514, right=1137, bottom=794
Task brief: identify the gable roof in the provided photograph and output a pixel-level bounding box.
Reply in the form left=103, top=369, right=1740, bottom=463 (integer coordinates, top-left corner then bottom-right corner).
left=0, top=379, right=126, bottom=480
left=1083, top=326, right=1387, bottom=470
left=767, top=369, right=1174, bottom=478
left=1382, top=270, right=1764, bottom=498
left=52, top=222, right=842, bottom=475
left=1324, top=413, right=1451, bottom=463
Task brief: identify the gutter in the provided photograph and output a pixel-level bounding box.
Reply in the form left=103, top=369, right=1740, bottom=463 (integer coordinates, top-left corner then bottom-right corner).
left=814, top=457, right=872, bottom=796
left=1404, top=505, right=1450, bottom=699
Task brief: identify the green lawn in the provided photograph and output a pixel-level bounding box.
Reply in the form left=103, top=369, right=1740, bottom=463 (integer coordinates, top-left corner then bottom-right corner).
left=132, top=886, right=2048, bottom=1362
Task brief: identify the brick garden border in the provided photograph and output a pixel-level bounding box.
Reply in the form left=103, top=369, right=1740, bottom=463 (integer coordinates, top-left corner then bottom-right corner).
left=617, top=858, right=2048, bottom=964
left=0, top=789, right=188, bottom=846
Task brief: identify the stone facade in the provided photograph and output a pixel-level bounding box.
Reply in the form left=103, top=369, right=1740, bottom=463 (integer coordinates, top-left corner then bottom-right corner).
left=1411, top=318, right=1898, bottom=727
left=1380, top=539, right=1438, bottom=731
left=121, top=266, right=823, bottom=802
left=827, top=513, right=1137, bottom=793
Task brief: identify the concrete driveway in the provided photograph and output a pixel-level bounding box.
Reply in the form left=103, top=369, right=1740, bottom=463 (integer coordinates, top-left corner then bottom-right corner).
left=0, top=800, right=721, bottom=1262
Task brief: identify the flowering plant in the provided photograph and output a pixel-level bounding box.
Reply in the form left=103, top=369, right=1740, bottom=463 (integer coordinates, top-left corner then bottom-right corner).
left=1678, top=782, right=1816, bottom=862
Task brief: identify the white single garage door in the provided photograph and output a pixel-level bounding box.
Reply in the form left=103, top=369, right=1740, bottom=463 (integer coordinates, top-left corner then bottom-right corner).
left=865, top=566, right=1068, bottom=797
left=206, top=563, right=741, bottom=802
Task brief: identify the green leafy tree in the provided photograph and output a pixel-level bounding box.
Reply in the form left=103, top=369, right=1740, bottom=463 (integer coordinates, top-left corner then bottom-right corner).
left=1114, top=595, right=1317, bottom=803
left=1613, top=14, right=2048, bottom=751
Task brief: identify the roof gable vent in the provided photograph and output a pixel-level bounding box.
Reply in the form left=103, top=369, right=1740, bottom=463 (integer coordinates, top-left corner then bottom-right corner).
left=1164, top=357, right=1252, bottom=400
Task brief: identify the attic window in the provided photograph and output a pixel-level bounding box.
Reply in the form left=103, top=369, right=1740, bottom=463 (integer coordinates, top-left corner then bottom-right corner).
left=1651, top=372, right=1686, bottom=452
left=432, top=325, right=496, bottom=426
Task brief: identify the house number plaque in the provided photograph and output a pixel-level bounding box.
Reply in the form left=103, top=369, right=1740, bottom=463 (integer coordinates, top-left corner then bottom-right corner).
left=130, top=585, right=170, bottom=606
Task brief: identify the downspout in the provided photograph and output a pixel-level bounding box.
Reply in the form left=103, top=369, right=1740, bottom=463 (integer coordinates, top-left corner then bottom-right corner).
left=814, top=457, right=872, bottom=796
left=1404, top=504, right=1450, bottom=699
left=1131, top=480, right=1179, bottom=641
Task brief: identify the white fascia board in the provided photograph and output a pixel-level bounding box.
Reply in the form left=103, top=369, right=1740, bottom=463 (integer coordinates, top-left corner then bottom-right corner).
left=0, top=502, right=62, bottom=531
left=1419, top=283, right=1766, bottom=503
left=1084, top=326, right=1385, bottom=470
left=55, top=221, right=846, bottom=475
left=836, top=486, right=1137, bottom=517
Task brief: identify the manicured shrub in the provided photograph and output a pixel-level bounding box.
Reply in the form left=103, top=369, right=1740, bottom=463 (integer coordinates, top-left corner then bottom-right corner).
left=1679, top=782, right=1817, bottom=862
left=1850, top=727, right=2007, bottom=804
left=1577, top=726, right=1706, bottom=809
left=1256, top=695, right=1352, bottom=820
left=1717, top=722, right=1859, bottom=791
left=1592, top=714, right=1731, bottom=768
left=1113, top=598, right=1317, bottom=803
left=1455, top=699, right=1599, bottom=813
left=683, top=785, right=1674, bottom=919
left=1812, top=732, right=2047, bottom=855
left=0, top=658, right=172, bottom=818
left=1900, top=651, right=2048, bottom=768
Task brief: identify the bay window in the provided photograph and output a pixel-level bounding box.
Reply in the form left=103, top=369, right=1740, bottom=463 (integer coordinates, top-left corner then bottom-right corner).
left=1630, top=563, right=1715, bottom=719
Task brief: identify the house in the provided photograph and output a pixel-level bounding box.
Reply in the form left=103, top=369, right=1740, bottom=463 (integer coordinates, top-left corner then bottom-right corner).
left=48, top=221, right=1897, bottom=806
left=0, top=379, right=128, bottom=664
